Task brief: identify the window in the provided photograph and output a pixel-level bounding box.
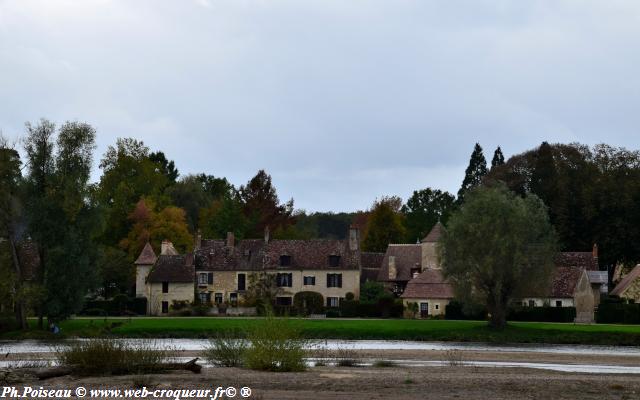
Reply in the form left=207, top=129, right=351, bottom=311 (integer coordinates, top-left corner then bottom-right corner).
left=230, top=293, right=238, bottom=306
left=327, top=297, right=340, bottom=308
left=276, top=297, right=292, bottom=306
left=279, top=255, right=292, bottom=267
left=435, top=304, right=439, bottom=310
left=199, top=292, right=211, bottom=304
left=303, top=276, right=316, bottom=286
left=161, top=301, right=169, bottom=314
left=238, top=273, right=246, bottom=291
left=198, top=273, right=208, bottom=285
left=208, top=273, right=213, bottom=284
left=276, top=273, right=293, bottom=287
left=214, top=293, right=223, bottom=304
left=528, top=300, right=535, bottom=307
left=327, top=273, right=342, bottom=288
left=328, top=255, right=341, bottom=268
left=555, top=300, right=562, bottom=307
left=162, top=282, right=169, bottom=293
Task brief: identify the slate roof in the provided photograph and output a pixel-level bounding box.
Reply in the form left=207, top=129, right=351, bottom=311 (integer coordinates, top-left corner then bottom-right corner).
left=555, top=252, right=598, bottom=271
left=401, top=269, right=454, bottom=299
left=135, top=242, right=157, bottom=265
left=147, top=255, right=195, bottom=283
left=377, top=244, right=422, bottom=282
left=611, top=264, right=640, bottom=297
left=360, top=252, right=384, bottom=284
left=421, top=222, right=445, bottom=243
left=194, top=238, right=360, bottom=271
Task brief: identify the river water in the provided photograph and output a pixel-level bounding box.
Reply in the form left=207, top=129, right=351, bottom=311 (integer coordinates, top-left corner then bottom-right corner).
left=2, top=339, right=640, bottom=374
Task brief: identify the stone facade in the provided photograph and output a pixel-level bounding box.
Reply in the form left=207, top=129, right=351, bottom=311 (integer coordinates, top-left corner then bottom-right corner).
left=147, top=282, right=194, bottom=315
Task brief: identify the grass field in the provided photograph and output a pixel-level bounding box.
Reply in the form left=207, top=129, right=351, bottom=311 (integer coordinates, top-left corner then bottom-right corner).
left=3, top=317, right=640, bottom=346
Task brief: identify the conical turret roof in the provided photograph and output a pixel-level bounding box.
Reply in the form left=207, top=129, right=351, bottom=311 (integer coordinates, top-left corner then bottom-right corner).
left=421, top=222, right=445, bottom=243
left=135, top=242, right=157, bottom=265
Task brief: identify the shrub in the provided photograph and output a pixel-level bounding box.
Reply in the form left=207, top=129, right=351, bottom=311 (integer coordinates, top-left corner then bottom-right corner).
left=373, top=360, right=395, bottom=368
left=56, top=339, right=173, bottom=376
left=293, top=291, right=325, bottom=316
left=335, top=347, right=359, bottom=367
left=244, top=312, right=308, bottom=372
left=171, top=300, right=190, bottom=311
left=360, top=281, right=386, bottom=304
left=445, top=301, right=487, bottom=320
left=204, top=335, right=247, bottom=367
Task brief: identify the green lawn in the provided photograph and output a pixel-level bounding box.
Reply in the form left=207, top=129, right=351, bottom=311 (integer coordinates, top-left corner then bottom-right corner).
left=4, top=317, right=640, bottom=346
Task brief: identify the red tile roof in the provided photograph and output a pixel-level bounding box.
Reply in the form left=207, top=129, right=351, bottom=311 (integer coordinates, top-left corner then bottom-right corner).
left=135, top=242, right=157, bottom=265
left=550, top=266, right=584, bottom=298
left=195, top=238, right=360, bottom=271
left=555, top=252, right=598, bottom=271
left=401, top=269, right=454, bottom=299
left=611, top=264, right=640, bottom=297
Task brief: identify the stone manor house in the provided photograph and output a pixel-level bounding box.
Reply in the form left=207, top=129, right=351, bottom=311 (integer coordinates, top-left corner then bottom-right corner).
left=135, top=228, right=364, bottom=315
left=135, top=223, right=608, bottom=321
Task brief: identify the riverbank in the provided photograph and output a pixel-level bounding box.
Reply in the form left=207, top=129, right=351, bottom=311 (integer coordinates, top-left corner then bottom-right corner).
left=3, top=318, right=640, bottom=346
left=8, top=354, right=640, bottom=400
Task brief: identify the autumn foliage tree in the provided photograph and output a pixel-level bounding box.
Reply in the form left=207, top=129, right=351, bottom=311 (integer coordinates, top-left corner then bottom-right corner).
left=362, top=196, right=406, bottom=252
left=120, top=198, right=192, bottom=260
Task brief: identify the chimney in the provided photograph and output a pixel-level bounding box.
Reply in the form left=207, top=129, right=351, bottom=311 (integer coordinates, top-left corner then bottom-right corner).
left=592, top=243, right=598, bottom=260
left=349, top=226, right=359, bottom=251
left=226, top=231, right=235, bottom=248
left=161, top=239, right=170, bottom=255
left=388, top=256, right=396, bottom=280
left=264, top=226, right=270, bottom=244
left=194, top=229, right=202, bottom=251
left=161, top=240, right=178, bottom=255
left=185, top=253, right=194, bottom=266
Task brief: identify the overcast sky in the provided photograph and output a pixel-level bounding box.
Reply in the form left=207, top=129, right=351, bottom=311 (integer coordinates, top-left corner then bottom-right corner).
left=1, top=1, right=639, bottom=212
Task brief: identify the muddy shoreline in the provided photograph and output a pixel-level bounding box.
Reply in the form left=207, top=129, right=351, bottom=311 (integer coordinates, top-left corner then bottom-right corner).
left=5, top=348, right=640, bottom=399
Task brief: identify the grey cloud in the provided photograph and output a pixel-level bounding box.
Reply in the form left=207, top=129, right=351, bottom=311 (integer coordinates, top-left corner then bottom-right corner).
left=1, top=0, right=639, bottom=211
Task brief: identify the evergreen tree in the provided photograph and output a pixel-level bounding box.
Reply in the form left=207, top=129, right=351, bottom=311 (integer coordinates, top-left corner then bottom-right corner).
left=149, top=151, right=179, bottom=184
left=457, top=143, right=488, bottom=203
left=491, top=146, right=505, bottom=168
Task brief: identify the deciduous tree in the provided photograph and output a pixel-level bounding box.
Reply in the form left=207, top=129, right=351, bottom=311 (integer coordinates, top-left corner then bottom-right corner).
left=362, top=196, right=406, bottom=252
left=440, top=184, right=557, bottom=329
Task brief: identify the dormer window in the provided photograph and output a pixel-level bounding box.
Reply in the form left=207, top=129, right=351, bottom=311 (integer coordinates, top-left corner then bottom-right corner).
left=328, top=255, right=341, bottom=268
left=280, top=255, right=291, bottom=267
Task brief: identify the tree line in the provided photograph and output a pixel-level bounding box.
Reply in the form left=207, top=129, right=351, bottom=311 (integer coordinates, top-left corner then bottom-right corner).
left=2, top=118, right=640, bottom=328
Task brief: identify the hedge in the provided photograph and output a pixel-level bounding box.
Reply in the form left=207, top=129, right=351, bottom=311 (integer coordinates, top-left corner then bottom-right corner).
left=596, top=303, right=640, bottom=324
left=339, top=299, right=404, bottom=318
left=81, top=297, right=147, bottom=316
left=507, top=306, right=576, bottom=323
left=445, top=301, right=486, bottom=320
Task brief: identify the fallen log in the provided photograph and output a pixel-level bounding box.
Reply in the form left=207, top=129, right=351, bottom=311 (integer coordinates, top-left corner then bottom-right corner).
left=31, top=358, right=201, bottom=380
left=33, top=367, right=74, bottom=380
